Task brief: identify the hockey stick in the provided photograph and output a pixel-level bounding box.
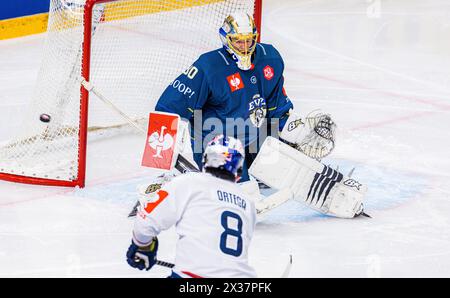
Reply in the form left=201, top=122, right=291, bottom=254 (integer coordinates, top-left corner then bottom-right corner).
left=156, top=260, right=175, bottom=269
left=158, top=257, right=289, bottom=277
left=159, top=256, right=290, bottom=277
left=281, top=255, right=293, bottom=278
left=81, top=79, right=146, bottom=134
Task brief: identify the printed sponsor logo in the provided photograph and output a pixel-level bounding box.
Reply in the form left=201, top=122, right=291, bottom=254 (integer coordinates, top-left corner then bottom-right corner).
left=250, top=76, right=257, bottom=84
left=148, top=126, right=174, bottom=158
left=287, top=119, right=304, bottom=132
left=263, top=65, right=274, bottom=80
left=170, top=79, right=195, bottom=98
left=145, top=183, right=162, bottom=194
left=227, top=72, right=244, bottom=92
left=142, top=112, right=179, bottom=170
left=307, top=166, right=344, bottom=205
left=343, top=179, right=362, bottom=190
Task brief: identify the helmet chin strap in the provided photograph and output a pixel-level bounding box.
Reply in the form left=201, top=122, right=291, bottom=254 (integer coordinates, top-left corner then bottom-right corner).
left=237, top=56, right=252, bottom=70
left=227, top=50, right=253, bottom=71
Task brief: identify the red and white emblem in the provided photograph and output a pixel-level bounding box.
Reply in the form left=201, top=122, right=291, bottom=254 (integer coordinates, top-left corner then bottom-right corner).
left=263, top=65, right=274, bottom=80
left=142, top=112, right=179, bottom=170
left=227, top=72, right=244, bottom=92
left=148, top=126, right=174, bottom=158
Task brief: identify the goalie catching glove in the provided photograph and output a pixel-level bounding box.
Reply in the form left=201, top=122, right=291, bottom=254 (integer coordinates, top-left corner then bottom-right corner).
left=280, top=109, right=336, bottom=160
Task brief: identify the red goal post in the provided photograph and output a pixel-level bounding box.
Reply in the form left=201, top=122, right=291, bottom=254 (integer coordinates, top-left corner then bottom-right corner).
left=0, top=0, right=263, bottom=188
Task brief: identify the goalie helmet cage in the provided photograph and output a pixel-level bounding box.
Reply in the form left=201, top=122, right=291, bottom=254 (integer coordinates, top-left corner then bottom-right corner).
left=0, top=0, right=262, bottom=188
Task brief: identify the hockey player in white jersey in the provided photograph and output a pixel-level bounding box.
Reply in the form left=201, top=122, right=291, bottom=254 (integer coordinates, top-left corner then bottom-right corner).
left=126, top=135, right=257, bottom=278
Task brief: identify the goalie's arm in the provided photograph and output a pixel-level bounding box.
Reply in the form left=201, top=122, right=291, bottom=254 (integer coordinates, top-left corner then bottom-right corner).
left=155, top=61, right=210, bottom=121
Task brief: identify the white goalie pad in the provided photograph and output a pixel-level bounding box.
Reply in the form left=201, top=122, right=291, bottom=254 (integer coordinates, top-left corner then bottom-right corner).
left=238, top=180, right=293, bottom=215
left=249, top=137, right=367, bottom=218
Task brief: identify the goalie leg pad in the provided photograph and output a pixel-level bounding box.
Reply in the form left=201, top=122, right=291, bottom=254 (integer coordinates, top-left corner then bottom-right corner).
left=249, top=137, right=367, bottom=218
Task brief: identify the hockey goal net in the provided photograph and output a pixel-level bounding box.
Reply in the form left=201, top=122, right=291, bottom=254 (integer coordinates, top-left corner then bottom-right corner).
left=0, top=0, right=262, bottom=187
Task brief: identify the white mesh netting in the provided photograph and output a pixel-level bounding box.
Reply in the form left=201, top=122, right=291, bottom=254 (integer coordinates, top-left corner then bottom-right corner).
left=0, top=0, right=257, bottom=183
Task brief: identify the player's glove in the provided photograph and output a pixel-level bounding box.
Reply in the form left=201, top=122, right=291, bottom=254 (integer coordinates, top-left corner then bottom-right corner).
left=126, top=237, right=158, bottom=271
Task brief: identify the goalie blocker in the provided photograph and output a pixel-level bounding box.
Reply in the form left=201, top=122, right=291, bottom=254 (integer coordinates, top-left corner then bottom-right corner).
left=249, top=137, right=368, bottom=219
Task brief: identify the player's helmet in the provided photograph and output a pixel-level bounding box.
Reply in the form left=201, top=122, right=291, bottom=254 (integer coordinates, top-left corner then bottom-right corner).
left=203, top=135, right=245, bottom=179
left=219, top=12, right=258, bottom=70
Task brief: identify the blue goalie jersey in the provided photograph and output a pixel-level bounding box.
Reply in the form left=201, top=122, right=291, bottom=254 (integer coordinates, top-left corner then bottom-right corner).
left=155, top=43, right=294, bottom=173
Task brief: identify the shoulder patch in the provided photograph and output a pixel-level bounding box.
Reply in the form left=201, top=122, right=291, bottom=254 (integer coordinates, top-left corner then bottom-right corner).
left=142, top=190, right=169, bottom=214
left=263, top=65, right=275, bottom=80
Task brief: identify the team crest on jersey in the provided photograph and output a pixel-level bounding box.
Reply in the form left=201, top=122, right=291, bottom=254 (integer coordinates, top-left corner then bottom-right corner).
left=248, top=94, right=267, bottom=128
left=263, top=65, right=274, bottom=80
left=227, top=72, right=244, bottom=92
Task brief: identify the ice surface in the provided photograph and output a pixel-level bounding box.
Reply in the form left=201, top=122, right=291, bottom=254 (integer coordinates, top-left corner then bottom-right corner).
left=1, top=0, right=450, bottom=277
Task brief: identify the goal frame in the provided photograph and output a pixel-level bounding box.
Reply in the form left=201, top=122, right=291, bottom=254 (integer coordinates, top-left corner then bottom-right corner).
left=0, top=0, right=263, bottom=188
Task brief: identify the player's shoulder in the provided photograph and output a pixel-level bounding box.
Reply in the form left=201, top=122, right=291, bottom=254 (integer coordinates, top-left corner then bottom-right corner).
left=195, top=48, right=231, bottom=73
left=256, top=42, right=283, bottom=61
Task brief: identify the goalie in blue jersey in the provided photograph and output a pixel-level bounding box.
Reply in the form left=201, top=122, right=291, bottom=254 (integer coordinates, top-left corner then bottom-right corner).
left=135, top=13, right=368, bottom=221
left=155, top=12, right=336, bottom=182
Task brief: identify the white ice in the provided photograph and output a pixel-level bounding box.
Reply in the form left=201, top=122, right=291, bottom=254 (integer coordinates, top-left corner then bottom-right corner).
left=1, top=0, right=450, bottom=277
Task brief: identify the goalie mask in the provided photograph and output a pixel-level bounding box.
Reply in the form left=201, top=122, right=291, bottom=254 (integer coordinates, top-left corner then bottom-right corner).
left=202, top=135, right=245, bottom=179
left=219, top=12, right=258, bottom=70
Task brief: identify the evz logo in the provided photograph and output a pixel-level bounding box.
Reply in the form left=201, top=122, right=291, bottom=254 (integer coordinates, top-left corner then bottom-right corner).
left=287, top=119, right=304, bottom=132
left=248, top=94, right=267, bottom=128
left=343, top=179, right=362, bottom=190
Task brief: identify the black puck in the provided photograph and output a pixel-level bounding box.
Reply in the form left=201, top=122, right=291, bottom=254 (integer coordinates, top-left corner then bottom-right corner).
left=39, top=114, right=51, bottom=123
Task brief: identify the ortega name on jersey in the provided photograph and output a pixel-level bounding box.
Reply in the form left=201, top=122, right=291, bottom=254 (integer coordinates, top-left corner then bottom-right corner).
left=216, top=189, right=247, bottom=210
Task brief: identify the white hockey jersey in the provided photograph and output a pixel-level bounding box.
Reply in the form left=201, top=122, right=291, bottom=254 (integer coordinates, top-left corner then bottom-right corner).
left=133, top=172, right=257, bottom=278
